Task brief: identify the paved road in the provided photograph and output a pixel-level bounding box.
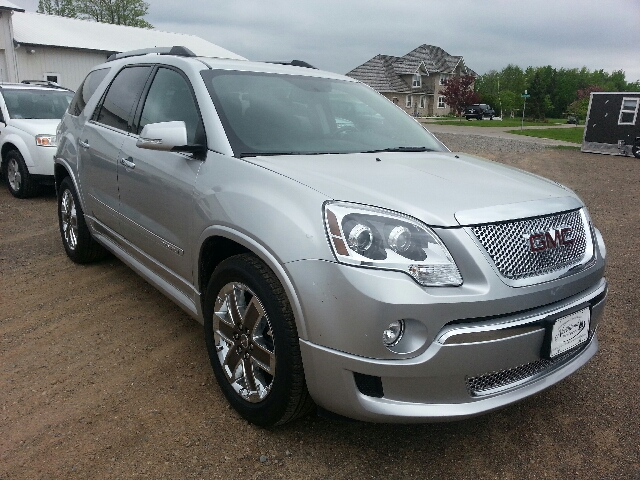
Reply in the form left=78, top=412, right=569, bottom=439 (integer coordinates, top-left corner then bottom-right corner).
left=421, top=122, right=581, bottom=147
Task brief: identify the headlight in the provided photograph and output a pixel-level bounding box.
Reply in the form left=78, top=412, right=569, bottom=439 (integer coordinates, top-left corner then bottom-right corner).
left=35, top=135, right=57, bottom=147
left=324, top=202, right=462, bottom=286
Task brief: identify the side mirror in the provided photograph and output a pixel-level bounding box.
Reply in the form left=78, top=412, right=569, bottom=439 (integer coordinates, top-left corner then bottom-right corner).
left=136, top=121, right=204, bottom=153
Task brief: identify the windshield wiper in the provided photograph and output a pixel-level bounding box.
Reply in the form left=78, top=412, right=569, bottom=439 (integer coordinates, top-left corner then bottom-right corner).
left=362, top=146, right=435, bottom=153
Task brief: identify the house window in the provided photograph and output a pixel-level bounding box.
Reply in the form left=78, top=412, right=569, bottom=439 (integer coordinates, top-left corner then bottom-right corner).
left=406, top=95, right=412, bottom=108
left=43, top=72, right=61, bottom=84
left=438, top=96, right=446, bottom=109
left=412, top=74, right=421, bottom=88
left=419, top=96, right=426, bottom=108
left=439, top=74, right=449, bottom=86
left=619, top=97, right=639, bottom=125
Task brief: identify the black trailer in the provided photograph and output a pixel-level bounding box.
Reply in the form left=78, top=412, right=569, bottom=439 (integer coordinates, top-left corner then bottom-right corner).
left=582, top=92, right=640, bottom=158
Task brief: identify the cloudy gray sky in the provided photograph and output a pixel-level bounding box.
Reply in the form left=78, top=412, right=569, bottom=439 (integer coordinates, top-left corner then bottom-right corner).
left=10, top=0, right=640, bottom=82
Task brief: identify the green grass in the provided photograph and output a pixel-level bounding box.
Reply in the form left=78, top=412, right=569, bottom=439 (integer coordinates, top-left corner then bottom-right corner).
left=427, top=118, right=567, bottom=127
left=507, top=127, right=584, bottom=144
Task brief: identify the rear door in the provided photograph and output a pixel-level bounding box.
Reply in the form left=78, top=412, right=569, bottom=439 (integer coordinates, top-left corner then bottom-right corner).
left=79, top=66, right=152, bottom=232
left=116, top=66, right=206, bottom=290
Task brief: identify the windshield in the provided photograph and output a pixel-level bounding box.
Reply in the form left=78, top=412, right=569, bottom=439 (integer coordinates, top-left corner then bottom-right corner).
left=2, top=89, right=74, bottom=119
left=201, top=70, right=447, bottom=156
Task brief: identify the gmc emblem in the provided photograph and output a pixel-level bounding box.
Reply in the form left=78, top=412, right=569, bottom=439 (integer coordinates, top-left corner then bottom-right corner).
left=527, top=227, right=574, bottom=252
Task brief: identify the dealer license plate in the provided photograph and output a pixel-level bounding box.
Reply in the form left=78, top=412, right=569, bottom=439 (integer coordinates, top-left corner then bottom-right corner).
left=549, top=308, right=590, bottom=358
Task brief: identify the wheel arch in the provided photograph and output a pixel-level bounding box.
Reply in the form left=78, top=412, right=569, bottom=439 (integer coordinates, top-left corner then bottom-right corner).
left=1, top=136, right=34, bottom=168
left=53, top=159, right=87, bottom=212
left=197, top=227, right=309, bottom=340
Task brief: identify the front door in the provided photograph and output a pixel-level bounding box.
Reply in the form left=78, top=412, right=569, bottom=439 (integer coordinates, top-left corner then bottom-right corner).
left=116, top=67, right=206, bottom=290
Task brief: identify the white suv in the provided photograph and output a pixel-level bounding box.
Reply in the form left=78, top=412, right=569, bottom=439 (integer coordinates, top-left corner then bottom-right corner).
left=0, top=82, right=74, bottom=197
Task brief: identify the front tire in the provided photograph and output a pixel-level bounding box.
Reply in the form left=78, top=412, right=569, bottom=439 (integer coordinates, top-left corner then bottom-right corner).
left=57, top=176, right=107, bottom=263
left=3, top=150, right=38, bottom=198
left=204, top=254, right=313, bottom=427
left=632, top=139, right=640, bottom=159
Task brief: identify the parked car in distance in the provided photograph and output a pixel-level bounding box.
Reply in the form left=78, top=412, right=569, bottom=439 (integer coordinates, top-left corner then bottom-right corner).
left=465, top=103, right=495, bottom=120
left=55, top=47, right=607, bottom=427
left=0, top=81, right=74, bottom=197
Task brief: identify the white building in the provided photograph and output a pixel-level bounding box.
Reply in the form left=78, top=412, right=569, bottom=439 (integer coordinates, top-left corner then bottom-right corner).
left=0, top=0, right=244, bottom=90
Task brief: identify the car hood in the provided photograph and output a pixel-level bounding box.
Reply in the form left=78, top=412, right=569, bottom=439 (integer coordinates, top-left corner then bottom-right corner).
left=248, top=151, right=580, bottom=227
left=9, top=119, right=61, bottom=136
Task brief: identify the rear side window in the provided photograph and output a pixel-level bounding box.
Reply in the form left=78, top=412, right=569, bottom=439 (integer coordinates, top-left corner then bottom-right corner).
left=68, top=68, right=109, bottom=116
left=95, top=66, right=152, bottom=132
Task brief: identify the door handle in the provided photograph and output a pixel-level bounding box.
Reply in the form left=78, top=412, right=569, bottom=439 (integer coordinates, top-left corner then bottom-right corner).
left=120, top=157, right=136, bottom=169
left=79, top=139, right=90, bottom=149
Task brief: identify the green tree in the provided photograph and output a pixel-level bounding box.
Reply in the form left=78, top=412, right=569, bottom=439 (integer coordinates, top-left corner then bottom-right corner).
left=500, top=64, right=526, bottom=97
left=37, top=0, right=77, bottom=17
left=526, top=69, right=552, bottom=120
left=75, top=0, right=153, bottom=28
left=499, top=90, right=518, bottom=117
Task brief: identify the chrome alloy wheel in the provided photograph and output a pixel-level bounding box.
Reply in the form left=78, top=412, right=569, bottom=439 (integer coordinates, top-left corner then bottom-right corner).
left=60, top=188, right=78, bottom=251
left=7, top=158, right=21, bottom=192
left=213, top=282, right=276, bottom=403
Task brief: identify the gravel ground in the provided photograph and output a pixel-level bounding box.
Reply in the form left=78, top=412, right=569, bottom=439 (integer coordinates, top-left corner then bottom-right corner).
left=434, top=132, right=550, bottom=154
left=1, top=137, right=638, bottom=479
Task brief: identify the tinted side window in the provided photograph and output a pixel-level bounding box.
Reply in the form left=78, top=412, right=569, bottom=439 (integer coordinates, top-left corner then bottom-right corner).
left=95, top=66, right=151, bottom=131
left=138, top=68, right=204, bottom=145
left=68, top=68, right=109, bottom=116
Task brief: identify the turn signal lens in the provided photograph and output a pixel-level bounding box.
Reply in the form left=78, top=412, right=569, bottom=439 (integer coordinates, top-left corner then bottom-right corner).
left=35, top=135, right=57, bottom=147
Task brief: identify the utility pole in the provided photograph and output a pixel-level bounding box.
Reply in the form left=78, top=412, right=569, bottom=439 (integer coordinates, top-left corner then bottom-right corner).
left=521, top=90, right=530, bottom=130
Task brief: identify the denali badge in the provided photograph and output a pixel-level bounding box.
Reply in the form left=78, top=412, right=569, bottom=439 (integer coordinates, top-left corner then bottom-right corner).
left=527, top=227, right=574, bottom=252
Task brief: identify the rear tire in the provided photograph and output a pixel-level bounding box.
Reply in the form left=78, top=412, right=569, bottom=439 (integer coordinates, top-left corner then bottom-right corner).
left=57, top=176, right=107, bottom=263
left=632, top=139, right=640, bottom=159
left=3, top=150, right=38, bottom=198
left=204, top=254, right=314, bottom=427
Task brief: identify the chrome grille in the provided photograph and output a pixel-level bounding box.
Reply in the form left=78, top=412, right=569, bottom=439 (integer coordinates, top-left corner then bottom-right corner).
left=466, top=348, right=578, bottom=396
left=471, top=210, right=587, bottom=280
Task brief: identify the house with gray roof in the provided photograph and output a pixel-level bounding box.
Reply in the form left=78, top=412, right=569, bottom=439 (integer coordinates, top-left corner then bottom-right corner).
left=346, top=44, right=476, bottom=117
left=0, top=1, right=243, bottom=90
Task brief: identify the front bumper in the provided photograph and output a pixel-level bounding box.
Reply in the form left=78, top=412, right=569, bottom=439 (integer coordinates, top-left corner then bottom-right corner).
left=295, top=266, right=606, bottom=422
left=25, top=145, right=56, bottom=176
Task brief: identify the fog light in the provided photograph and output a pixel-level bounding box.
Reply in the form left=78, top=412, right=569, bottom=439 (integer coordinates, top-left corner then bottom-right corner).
left=382, top=320, right=405, bottom=347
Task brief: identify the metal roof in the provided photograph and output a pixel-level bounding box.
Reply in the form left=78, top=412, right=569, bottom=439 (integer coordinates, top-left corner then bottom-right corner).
left=0, top=0, right=24, bottom=11
left=11, top=11, right=245, bottom=60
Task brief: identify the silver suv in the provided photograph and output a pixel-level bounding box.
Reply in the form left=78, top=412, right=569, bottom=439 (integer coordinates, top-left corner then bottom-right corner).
left=0, top=82, right=74, bottom=197
left=55, top=47, right=607, bottom=426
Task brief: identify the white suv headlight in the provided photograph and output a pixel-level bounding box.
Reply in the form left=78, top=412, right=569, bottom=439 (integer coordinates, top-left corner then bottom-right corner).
left=323, top=202, right=462, bottom=286
left=35, top=135, right=57, bottom=147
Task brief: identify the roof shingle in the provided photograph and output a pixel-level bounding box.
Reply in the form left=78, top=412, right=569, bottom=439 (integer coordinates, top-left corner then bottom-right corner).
left=346, top=44, right=476, bottom=93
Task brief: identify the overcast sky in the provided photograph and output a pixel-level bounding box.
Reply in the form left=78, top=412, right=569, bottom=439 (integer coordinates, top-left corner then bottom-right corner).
left=10, top=0, right=640, bottom=83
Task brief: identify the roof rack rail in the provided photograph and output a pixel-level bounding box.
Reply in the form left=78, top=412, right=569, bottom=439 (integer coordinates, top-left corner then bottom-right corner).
left=18, top=80, right=70, bottom=90
left=267, top=60, right=317, bottom=69
left=107, top=46, right=196, bottom=62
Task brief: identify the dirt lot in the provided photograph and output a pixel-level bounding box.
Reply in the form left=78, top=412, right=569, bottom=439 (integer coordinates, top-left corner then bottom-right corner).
left=1, top=144, right=638, bottom=479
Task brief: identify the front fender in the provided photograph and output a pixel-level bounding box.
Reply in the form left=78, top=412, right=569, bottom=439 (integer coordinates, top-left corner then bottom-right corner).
left=195, top=225, right=311, bottom=340
left=2, top=134, right=34, bottom=167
